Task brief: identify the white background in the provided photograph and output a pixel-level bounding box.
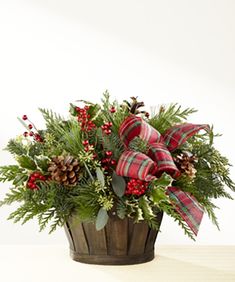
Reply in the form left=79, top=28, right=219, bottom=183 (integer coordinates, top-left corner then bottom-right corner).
left=0, top=0, right=235, bottom=245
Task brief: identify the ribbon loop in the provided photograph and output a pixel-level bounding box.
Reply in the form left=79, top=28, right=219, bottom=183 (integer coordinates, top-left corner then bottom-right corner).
left=116, top=150, right=156, bottom=182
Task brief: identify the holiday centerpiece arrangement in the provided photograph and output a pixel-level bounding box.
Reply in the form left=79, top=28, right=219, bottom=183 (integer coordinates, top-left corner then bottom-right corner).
left=0, top=91, right=234, bottom=265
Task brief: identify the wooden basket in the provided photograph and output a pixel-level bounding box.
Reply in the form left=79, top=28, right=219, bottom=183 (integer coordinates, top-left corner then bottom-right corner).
left=64, top=212, right=163, bottom=265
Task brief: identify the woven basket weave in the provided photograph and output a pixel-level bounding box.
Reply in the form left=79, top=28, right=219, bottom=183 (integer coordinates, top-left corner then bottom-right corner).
left=64, top=211, right=163, bottom=265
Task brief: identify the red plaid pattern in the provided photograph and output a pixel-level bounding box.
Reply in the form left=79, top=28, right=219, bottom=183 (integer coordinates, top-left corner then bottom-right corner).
left=163, top=123, right=209, bottom=152
left=115, top=150, right=156, bottom=181
left=116, top=115, right=208, bottom=236
left=166, top=186, right=204, bottom=235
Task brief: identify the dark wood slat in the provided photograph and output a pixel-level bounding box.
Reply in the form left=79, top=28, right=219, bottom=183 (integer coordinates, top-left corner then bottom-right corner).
left=106, top=216, right=128, bottom=255
left=64, top=222, right=75, bottom=251
left=67, top=218, right=89, bottom=254
left=145, top=212, right=163, bottom=253
left=128, top=221, right=149, bottom=255
left=83, top=222, right=107, bottom=255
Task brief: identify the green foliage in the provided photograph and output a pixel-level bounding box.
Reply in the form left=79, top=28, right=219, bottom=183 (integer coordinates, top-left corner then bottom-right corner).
left=0, top=165, right=26, bottom=183
left=129, top=137, right=149, bottom=154
left=96, top=129, right=124, bottom=160
left=60, top=119, right=83, bottom=156
left=5, top=139, right=27, bottom=156
left=149, top=104, right=196, bottom=133
left=39, top=108, right=66, bottom=139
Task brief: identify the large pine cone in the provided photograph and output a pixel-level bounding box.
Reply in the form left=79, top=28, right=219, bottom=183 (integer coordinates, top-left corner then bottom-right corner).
left=174, top=152, right=197, bottom=179
left=48, top=155, right=82, bottom=187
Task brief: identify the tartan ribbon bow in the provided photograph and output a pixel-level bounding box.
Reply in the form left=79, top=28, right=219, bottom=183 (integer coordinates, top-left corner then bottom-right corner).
left=116, top=114, right=209, bottom=235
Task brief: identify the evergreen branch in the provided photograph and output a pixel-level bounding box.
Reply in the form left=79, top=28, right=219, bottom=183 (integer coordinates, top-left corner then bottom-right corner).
left=5, top=139, right=27, bottom=156
left=60, top=119, right=83, bottom=156
left=149, top=104, right=196, bottom=133
left=0, top=165, right=26, bottom=183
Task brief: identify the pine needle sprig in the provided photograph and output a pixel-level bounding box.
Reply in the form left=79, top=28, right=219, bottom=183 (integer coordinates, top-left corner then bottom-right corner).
left=149, top=104, right=196, bottom=133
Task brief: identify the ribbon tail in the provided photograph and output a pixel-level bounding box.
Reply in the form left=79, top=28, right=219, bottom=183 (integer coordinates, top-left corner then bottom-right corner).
left=166, top=186, right=204, bottom=236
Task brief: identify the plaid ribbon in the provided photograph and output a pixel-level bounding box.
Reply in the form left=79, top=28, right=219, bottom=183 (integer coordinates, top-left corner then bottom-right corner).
left=116, top=114, right=208, bottom=235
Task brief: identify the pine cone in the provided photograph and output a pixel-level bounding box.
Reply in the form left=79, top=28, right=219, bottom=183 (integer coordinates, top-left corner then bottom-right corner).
left=174, top=152, right=197, bottom=179
left=48, top=155, right=82, bottom=187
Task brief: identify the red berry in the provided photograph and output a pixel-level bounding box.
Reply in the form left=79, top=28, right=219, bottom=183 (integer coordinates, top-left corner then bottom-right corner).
left=29, top=131, right=34, bottom=136
left=110, top=159, right=116, bottom=165
left=22, top=115, right=28, bottom=120
left=105, top=129, right=111, bottom=135
left=31, top=183, right=37, bottom=189
left=28, top=124, right=33, bottom=129
left=101, top=125, right=107, bottom=130
left=38, top=175, right=46, bottom=180
left=82, top=140, right=89, bottom=146
left=110, top=106, right=116, bottom=113
left=145, top=112, right=150, bottom=118
left=107, top=122, right=113, bottom=127
left=23, top=132, right=28, bottom=137
left=30, top=176, right=36, bottom=182
left=105, top=151, right=113, bottom=157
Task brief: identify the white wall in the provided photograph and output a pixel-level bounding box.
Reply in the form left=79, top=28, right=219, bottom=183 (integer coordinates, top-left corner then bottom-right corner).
left=0, top=0, right=235, bottom=245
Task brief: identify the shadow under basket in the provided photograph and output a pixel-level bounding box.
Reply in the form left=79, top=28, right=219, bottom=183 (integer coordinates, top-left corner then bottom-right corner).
left=64, top=212, right=163, bottom=265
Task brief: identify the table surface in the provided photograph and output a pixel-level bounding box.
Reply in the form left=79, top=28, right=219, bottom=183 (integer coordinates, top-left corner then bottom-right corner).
left=0, top=245, right=234, bottom=282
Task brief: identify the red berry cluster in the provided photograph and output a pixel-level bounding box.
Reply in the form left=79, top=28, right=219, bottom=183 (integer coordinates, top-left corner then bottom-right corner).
left=101, top=122, right=112, bottom=135
left=101, top=151, right=116, bottom=171
left=76, top=106, right=96, bottom=132
left=125, top=179, right=149, bottom=196
left=27, top=172, right=46, bottom=190
left=22, top=115, right=43, bottom=142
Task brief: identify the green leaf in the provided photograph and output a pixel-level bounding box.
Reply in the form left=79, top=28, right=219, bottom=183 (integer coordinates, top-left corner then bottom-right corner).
left=152, top=172, right=173, bottom=187
left=35, top=156, right=49, bottom=171
left=112, top=171, right=126, bottom=197
left=69, top=103, right=78, bottom=116
left=95, top=207, right=109, bottom=231
left=96, top=167, right=105, bottom=187
left=151, top=187, right=169, bottom=204
left=16, top=155, right=37, bottom=170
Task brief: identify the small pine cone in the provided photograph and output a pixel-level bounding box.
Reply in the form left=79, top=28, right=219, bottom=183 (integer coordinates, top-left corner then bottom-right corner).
left=48, top=155, right=82, bottom=187
left=174, top=152, right=197, bottom=179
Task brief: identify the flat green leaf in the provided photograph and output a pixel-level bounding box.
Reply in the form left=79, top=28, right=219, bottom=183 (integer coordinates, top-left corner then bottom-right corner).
left=152, top=172, right=173, bottom=187
left=112, top=171, right=126, bottom=197
left=151, top=187, right=169, bottom=204
left=35, top=156, right=49, bottom=172
left=16, top=155, right=37, bottom=170
left=96, top=167, right=105, bottom=187
left=95, top=207, right=109, bottom=231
